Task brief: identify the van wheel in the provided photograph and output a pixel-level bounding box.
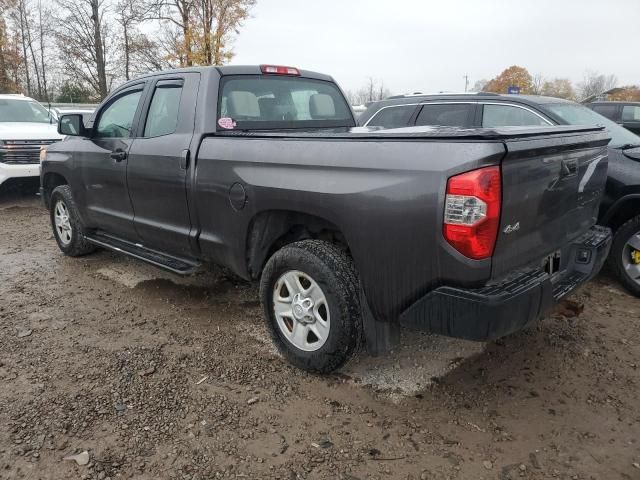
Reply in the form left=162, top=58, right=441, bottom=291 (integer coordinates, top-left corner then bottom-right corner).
left=608, top=214, right=640, bottom=297
left=260, top=240, right=362, bottom=373
left=49, top=185, right=96, bottom=257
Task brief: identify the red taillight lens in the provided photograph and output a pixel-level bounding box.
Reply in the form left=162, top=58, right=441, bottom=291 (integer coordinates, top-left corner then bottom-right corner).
left=443, top=166, right=501, bottom=260
left=260, top=65, right=300, bottom=76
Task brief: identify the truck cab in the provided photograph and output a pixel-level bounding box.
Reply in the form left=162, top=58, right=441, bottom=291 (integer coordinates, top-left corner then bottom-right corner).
left=0, top=94, right=64, bottom=188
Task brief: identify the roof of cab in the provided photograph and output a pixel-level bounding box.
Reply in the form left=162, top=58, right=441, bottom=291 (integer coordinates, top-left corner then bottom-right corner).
left=131, top=65, right=334, bottom=83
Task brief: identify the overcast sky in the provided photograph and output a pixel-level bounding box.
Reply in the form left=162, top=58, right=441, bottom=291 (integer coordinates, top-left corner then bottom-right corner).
left=232, top=0, right=638, bottom=95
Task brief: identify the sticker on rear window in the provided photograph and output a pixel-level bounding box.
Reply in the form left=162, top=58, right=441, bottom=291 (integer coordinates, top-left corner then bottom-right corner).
left=218, top=117, right=236, bottom=130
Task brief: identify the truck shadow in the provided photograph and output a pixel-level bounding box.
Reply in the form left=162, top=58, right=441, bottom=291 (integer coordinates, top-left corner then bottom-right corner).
left=0, top=179, right=41, bottom=207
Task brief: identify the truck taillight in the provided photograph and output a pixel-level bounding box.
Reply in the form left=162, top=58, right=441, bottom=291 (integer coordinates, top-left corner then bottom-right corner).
left=443, top=166, right=501, bottom=260
left=260, top=65, right=300, bottom=76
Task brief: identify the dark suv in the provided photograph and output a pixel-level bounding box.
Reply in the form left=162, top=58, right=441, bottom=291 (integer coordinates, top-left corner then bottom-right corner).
left=588, top=101, right=640, bottom=135
left=359, top=93, right=640, bottom=296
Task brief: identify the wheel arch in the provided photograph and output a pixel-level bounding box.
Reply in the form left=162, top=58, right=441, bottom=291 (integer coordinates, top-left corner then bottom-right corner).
left=42, top=172, right=69, bottom=209
left=601, top=193, right=640, bottom=232
left=245, top=210, right=351, bottom=280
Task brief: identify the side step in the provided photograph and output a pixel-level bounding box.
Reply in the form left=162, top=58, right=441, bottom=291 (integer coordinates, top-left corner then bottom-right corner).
left=85, top=231, right=202, bottom=275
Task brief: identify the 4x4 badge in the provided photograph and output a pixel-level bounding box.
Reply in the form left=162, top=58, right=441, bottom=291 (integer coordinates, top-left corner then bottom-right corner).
left=503, top=222, right=520, bottom=234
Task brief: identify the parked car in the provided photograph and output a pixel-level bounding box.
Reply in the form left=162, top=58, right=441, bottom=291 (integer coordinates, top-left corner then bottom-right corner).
left=41, top=66, right=611, bottom=372
left=587, top=101, right=640, bottom=135
left=0, top=94, right=64, bottom=188
left=359, top=93, right=640, bottom=297
left=50, top=107, right=95, bottom=126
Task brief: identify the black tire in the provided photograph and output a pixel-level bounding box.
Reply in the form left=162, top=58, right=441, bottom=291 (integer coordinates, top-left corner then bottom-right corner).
left=49, top=185, right=96, bottom=257
left=260, top=240, right=362, bottom=373
left=608, top=214, right=640, bottom=297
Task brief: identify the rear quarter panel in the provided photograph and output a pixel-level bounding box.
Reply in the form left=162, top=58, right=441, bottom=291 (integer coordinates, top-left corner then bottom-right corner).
left=194, top=137, right=505, bottom=321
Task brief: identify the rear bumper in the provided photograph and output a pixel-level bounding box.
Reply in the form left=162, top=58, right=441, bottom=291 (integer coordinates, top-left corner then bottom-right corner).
left=0, top=162, right=40, bottom=186
left=399, top=225, right=612, bottom=341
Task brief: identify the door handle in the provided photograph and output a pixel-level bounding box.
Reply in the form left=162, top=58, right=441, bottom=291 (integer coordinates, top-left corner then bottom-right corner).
left=110, top=150, right=127, bottom=162
left=179, top=149, right=190, bottom=170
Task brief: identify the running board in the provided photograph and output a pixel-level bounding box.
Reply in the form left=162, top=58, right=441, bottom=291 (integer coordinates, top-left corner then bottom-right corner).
left=85, top=232, right=201, bottom=275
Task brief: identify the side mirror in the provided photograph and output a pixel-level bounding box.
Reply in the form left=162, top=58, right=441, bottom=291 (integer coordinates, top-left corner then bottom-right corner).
left=58, top=114, right=86, bottom=136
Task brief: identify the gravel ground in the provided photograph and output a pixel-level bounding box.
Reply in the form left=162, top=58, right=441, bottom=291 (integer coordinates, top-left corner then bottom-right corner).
left=0, top=188, right=639, bottom=480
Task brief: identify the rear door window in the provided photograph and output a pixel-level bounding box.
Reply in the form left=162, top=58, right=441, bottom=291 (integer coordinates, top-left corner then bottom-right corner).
left=144, top=81, right=184, bottom=137
left=415, top=103, right=475, bottom=127
left=218, top=75, right=354, bottom=130
left=482, top=104, right=550, bottom=127
left=367, top=105, right=416, bottom=128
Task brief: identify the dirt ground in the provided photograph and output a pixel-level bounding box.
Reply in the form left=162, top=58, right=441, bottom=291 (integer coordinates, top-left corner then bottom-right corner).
left=1, top=187, right=639, bottom=480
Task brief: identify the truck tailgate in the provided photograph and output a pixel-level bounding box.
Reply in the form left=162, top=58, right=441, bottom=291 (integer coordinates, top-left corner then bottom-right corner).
left=492, top=128, right=610, bottom=279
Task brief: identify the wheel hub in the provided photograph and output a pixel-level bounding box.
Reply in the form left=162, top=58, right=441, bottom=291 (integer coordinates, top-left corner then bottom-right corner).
left=272, top=270, right=330, bottom=352
left=291, top=293, right=315, bottom=323
left=632, top=249, right=640, bottom=265
left=54, top=200, right=72, bottom=245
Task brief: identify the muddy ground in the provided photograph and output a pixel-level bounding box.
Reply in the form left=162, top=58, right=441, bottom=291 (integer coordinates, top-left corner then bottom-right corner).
left=0, top=187, right=639, bottom=480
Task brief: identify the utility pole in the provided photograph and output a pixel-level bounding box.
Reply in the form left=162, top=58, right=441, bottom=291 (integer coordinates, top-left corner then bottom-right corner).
left=463, top=74, right=469, bottom=92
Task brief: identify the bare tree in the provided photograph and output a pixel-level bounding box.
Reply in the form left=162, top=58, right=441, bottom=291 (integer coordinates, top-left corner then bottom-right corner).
left=54, top=0, right=111, bottom=99
left=578, top=71, right=618, bottom=101
left=115, top=0, right=154, bottom=80
left=347, top=77, right=391, bottom=105
left=530, top=72, right=545, bottom=95
left=470, top=78, right=488, bottom=92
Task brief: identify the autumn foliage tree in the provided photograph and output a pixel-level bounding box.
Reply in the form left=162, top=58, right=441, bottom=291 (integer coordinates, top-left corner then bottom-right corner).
left=0, top=0, right=23, bottom=93
left=609, top=86, right=640, bottom=102
left=484, top=65, right=533, bottom=94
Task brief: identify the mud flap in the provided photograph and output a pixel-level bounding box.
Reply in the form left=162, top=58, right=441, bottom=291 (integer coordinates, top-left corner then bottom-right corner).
left=360, top=289, right=400, bottom=355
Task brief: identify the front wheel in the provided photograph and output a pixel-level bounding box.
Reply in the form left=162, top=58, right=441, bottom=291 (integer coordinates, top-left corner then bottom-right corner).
left=49, top=185, right=96, bottom=257
left=260, top=240, right=362, bottom=373
left=608, top=214, right=640, bottom=297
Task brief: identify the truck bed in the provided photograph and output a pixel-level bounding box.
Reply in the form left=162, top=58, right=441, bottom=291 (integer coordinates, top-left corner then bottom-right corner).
left=194, top=124, right=609, bottom=323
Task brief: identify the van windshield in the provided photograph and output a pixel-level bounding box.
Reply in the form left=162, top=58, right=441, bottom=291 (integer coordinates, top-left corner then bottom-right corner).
left=0, top=98, right=51, bottom=123
left=545, top=103, right=640, bottom=148
left=218, top=75, right=355, bottom=131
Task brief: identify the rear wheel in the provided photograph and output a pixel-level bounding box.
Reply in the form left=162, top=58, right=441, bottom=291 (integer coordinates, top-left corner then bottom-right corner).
left=49, top=185, right=96, bottom=257
left=608, top=214, right=640, bottom=297
left=260, top=240, right=362, bottom=373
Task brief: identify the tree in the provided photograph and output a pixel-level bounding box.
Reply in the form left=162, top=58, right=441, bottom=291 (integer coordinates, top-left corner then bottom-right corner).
left=55, top=81, right=94, bottom=103
left=484, top=66, right=533, bottom=94
left=0, top=0, right=23, bottom=93
left=609, top=86, right=640, bottom=102
left=54, top=0, right=111, bottom=99
left=200, top=0, right=255, bottom=65
left=577, top=71, right=617, bottom=101
left=152, top=0, right=197, bottom=67
left=115, top=0, right=155, bottom=80
left=153, top=0, right=255, bottom=67
left=470, top=78, right=488, bottom=92
left=530, top=72, right=544, bottom=95
left=346, top=77, right=391, bottom=105
left=541, top=78, right=576, bottom=100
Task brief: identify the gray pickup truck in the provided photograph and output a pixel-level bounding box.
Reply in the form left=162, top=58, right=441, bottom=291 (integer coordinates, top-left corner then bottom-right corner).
left=41, top=65, right=612, bottom=373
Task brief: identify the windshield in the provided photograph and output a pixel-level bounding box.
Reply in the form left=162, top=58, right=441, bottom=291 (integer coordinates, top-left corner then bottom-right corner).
left=0, top=98, right=51, bottom=123
left=218, top=75, right=355, bottom=131
left=545, top=103, right=640, bottom=148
